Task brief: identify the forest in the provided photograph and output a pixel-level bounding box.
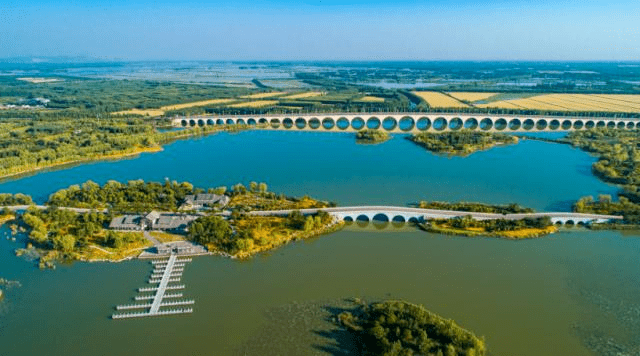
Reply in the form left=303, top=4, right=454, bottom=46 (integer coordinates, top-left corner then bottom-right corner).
left=336, top=299, right=486, bottom=356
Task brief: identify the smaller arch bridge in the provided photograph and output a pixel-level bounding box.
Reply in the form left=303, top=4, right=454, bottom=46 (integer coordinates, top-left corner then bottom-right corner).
left=248, top=206, right=621, bottom=225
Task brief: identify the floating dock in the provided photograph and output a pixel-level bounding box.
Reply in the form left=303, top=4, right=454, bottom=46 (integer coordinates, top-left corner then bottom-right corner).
left=112, top=254, right=194, bottom=319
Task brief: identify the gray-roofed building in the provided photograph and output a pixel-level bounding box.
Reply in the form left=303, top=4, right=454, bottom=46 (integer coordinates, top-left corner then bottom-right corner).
left=181, top=194, right=230, bottom=210
left=108, top=215, right=144, bottom=231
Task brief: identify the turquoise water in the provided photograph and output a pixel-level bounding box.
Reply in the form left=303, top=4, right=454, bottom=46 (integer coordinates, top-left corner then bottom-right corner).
left=0, top=130, right=637, bottom=356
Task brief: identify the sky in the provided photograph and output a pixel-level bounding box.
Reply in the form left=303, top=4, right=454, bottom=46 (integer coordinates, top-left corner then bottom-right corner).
left=1, top=0, right=639, bottom=61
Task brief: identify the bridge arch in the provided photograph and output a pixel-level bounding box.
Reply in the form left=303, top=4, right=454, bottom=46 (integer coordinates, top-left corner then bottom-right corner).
left=322, top=118, right=335, bottom=129
left=181, top=119, right=188, bottom=127
left=433, top=117, right=447, bottom=131
left=247, top=118, right=256, bottom=125
left=465, top=118, right=478, bottom=130
left=372, top=213, right=389, bottom=222
left=449, top=118, right=463, bottom=131
left=494, top=118, right=507, bottom=131
left=399, top=116, right=416, bottom=131
left=627, top=122, right=635, bottom=129
left=295, top=118, right=307, bottom=129
left=596, top=121, right=606, bottom=128
left=523, top=119, right=534, bottom=130
left=356, top=214, right=370, bottom=222
left=206, top=119, right=213, bottom=126
left=392, top=215, right=406, bottom=223
left=536, top=119, right=548, bottom=130
left=617, top=121, right=626, bottom=129
left=549, top=119, right=560, bottom=130
left=606, top=121, right=615, bottom=129
left=416, top=117, right=431, bottom=131
left=480, top=118, right=493, bottom=131
left=270, top=118, right=281, bottom=128
left=367, top=117, right=381, bottom=130
left=226, top=118, right=235, bottom=125
left=283, top=118, right=293, bottom=129
left=237, top=119, right=246, bottom=125
left=189, top=119, right=196, bottom=126
left=337, top=117, right=349, bottom=130
left=309, top=118, right=320, bottom=129
left=508, top=119, right=521, bottom=130
left=585, top=120, right=595, bottom=129
left=352, top=117, right=365, bottom=130
left=383, top=117, right=397, bottom=131
left=561, top=120, right=572, bottom=130
left=574, top=120, right=584, bottom=129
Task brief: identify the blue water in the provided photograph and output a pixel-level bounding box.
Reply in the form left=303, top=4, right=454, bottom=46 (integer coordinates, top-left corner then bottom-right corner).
left=0, top=130, right=616, bottom=212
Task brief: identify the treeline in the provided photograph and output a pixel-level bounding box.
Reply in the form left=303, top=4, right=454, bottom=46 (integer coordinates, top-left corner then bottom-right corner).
left=567, top=129, right=640, bottom=223
left=47, top=180, right=198, bottom=212
left=0, top=193, right=33, bottom=206
left=418, top=201, right=534, bottom=214
left=409, top=132, right=518, bottom=155
left=337, top=299, right=486, bottom=356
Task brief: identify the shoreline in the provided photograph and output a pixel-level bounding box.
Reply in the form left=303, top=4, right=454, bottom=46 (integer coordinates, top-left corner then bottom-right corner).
left=0, top=146, right=163, bottom=182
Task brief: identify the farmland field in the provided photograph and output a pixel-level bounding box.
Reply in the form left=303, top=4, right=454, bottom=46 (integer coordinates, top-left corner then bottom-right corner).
left=448, top=92, right=497, bottom=102
left=412, top=91, right=469, bottom=108
left=227, top=100, right=279, bottom=108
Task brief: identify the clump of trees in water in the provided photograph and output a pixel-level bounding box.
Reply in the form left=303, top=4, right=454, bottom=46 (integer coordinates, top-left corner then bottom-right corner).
left=409, top=132, right=518, bottom=155
left=336, top=299, right=486, bottom=356
left=418, top=201, right=534, bottom=214
left=428, top=215, right=552, bottom=232
left=356, top=129, right=390, bottom=143
left=567, top=129, right=640, bottom=224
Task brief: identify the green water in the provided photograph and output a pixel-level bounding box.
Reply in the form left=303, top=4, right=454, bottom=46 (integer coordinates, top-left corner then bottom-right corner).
left=1, top=131, right=638, bottom=356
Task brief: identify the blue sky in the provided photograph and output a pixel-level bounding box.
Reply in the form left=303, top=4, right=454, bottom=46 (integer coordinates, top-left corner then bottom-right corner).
left=1, top=0, right=639, bottom=61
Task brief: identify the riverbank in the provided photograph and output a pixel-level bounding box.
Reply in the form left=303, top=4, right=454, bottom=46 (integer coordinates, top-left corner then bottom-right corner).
left=419, top=218, right=558, bottom=239
left=0, top=146, right=163, bottom=182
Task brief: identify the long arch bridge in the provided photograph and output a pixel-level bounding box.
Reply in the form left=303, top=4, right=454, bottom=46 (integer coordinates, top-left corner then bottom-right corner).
left=248, top=206, right=621, bottom=225
left=171, top=112, right=640, bottom=133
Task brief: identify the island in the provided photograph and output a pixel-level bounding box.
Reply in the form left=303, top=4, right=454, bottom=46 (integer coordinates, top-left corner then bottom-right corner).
left=6, top=180, right=342, bottom=267
left=408, top=131, right=518, bottom=156
left=336, top=299, right=486, bottom=356
left=356, top=129, right=391, bottom=144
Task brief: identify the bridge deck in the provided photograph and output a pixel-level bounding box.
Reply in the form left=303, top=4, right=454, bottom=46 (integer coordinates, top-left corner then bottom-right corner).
left=248, top=206, right=622, bottom=221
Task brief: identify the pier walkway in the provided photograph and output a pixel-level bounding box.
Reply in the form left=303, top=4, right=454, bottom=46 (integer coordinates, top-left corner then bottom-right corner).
left=112, top=255, right=194, bottom=319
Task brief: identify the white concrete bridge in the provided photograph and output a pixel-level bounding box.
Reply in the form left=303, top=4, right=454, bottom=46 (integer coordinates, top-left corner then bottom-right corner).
left=248, top=206, right=622, bottom=225
left=171, top=112, right=640, bottom=133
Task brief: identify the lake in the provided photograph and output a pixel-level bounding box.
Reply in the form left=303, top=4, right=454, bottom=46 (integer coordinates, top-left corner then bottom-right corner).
left=0, top=130, right=638, bottom=356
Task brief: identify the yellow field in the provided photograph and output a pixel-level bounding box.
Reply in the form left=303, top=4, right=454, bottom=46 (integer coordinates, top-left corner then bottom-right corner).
left=112, top=108, right=165, bottom=117
left=472, top=93, right=640, bottom=113
left=112, top=98, right=236, bottom=116
left=412, top=91, right=469, bottom=108
left=448, top=92, right=497, bottom=102
left=280, top=91, right=323, bottom=100
left=356, top=96, right=385, bottom=103
left=227, top=100, right=279, bottom=108
left=240, top=92, right=286, bottom=99
left=162, top=98, right=235, bottom=110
